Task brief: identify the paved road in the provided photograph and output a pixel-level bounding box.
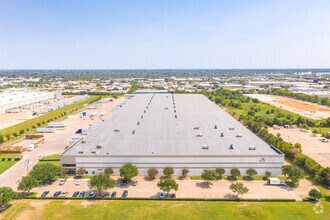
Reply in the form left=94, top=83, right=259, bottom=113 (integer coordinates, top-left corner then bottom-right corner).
left=0, top=97, right=127, bottom=189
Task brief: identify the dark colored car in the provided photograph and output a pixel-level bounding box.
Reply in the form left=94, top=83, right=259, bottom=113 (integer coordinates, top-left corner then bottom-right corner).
left=170, top=193, right=176, bottom=198
left=41, top=191, right=49, bottom=197
left=89, top=191, right=96, bottom=198
left=72, top=191, right=80, bottom=197
left=102, top=192, right=110, bottom=198
left=122, top=190, right=128, bottom=198
left=121, top=178, right=128, bottom=186
left=78, top=191, right=86, bottom=197
left=48, top=178, right=56, bottom=185
left=53, top=191, right=61, bottom=197
left=111, top=192, right=117, bottom=197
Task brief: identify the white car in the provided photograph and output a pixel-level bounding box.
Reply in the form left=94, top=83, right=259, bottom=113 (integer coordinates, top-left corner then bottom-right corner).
left=59, top=179, right=66, bottom=186
left=75, top=180, right=81, bottom=186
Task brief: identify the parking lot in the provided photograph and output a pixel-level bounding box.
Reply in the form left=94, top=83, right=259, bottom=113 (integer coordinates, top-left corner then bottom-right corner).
left=269, top=128, right=330, bottom=167
left=33, top=176, right=315, bottom=201
left=0, top=97, right=127, bottom=188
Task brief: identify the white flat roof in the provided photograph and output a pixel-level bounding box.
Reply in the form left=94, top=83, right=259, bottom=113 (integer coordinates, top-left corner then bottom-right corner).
left=63, top=93, right=283, bottom=157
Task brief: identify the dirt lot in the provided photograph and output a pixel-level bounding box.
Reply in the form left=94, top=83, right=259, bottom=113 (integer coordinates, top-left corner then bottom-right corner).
left=269, top=128, right=330, bottom=167
left=0, top=97, right=127, bottom=188
left=247, top=94, right=330, bottom=120
left=0, top=97, right=72, bottom=129
left=33, top=176, right=315, bottom=201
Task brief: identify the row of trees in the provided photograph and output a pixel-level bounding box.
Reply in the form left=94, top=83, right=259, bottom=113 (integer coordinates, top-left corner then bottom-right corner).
left=207, top=88, right=330, bottom=187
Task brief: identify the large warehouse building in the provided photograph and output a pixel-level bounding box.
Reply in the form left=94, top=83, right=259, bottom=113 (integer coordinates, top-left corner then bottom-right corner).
left=61, top=91, right=284, bottom=176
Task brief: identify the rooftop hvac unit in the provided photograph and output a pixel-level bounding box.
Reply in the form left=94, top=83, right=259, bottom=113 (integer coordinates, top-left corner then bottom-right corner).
left=141, top=115, right=143, bottom=118
left=132, top=130, right=135, bottom=134
left=137, top=122, right=140, bottom=125
left=96, top=145, right=102, bottom=149
left=144, top=110, right=146, bottom=113
left=196, top=133, right=203, bottom=137
left=114, top=129, right=120, bottom=132
left=236, top=134, right=243, bottom=138
left=194, top=126, right=200, bottom=130
left=81, top=140, right=86, bottom=144
left=214, top=125, right=218, bottom=129
left=91, top=151, right=97, bottom=154
left=229, top=144, right=234, bottom=149
left=229, top=127, right=235, bottom=130
left=78, top=151, right=84, bottom=154
left=220, top=133, right=224, bottom=137
left=249, top=146, right=256, bottom=150
left=202, top=145, right=209, bottom=150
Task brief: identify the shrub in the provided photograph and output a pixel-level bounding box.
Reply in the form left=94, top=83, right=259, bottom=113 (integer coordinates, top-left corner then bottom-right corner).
left=163, top=167, right=174, bottom=178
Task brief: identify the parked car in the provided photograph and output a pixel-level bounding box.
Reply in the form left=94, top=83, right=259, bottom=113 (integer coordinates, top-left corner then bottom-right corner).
left=41, top=191, right=49, bottom=197
left=60, top=191, right=68, bottom=197
left=72, top=191, right=80, bottom=197
left=89, top=191, right=96, bottom=198
left=132, top=180, right=137, bottom=186
left=121, top=190, right=128, bottom=198
left=48, top=178, right=56, bottom=185
left=59, top=179, right=67, bottom=186
left=121, top=178, right=128, bottom=186
left=158, top=192, right=165, bottom=199
left=53, top=191, right=61, bottom=197
left=78, top=191, right=86, bottom=197
left=102, top=192, right=110, bottom=198
left=111, top=192, right=117, bottom=197
left=75, top=180, right=81, bottom=186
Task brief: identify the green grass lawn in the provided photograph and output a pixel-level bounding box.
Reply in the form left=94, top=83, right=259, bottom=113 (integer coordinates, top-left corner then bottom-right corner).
left=42, top=154, right=60, bottom=160
left=0, top=153, right=22, bottom=174
left=0, top=160, right=17, bottom=174
left=37, top=160, right=60, bottom=167
left=1, top=200, right=329, bottom=220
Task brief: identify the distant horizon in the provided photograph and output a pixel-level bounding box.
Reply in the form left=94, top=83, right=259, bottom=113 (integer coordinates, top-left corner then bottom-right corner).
left=1, top=68, right=330, bottom=71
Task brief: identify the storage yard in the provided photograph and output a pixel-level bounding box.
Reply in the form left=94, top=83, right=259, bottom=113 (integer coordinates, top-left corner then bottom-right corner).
left=269, top=127, right=330, bottom=168
left=246, top=94, right=330, bottom=120
left=61, top=92, right=284, bottom=176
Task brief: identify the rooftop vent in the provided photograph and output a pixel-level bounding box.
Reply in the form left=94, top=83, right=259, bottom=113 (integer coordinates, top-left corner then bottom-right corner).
left=144, top=110, right=146, bottom=113
left=194, top=126, right=200, bottom=130
left=229, top=144, right=234, bottom=149
left=137, top=122, right=140, bottom=125
left=249, top=146, right=256, bottom=150
left=96, top=145, right=102, bottom=149
left=236, top=134, right=243, bottom=138
left=132, top=130, right=135, bottom=134
left=114, top=129, right=120, bottom=132
left=214, top=125, right=218, bottom=129
left=78, top=151, right=84, bottom=154
left=175, top=115, right=177, bottom=118
left=141, top=115, right=143, bottom=118
left=196, top=133, right=203, bottom=137
left=91, top=151, right=97, bottom=154
left=220, top=133, right=224, bottom=137
left=81, top=140, right=86, bottom=143
left=229, top=127, right=235, bottom=130
left=202, top=145, right=209, bottom=150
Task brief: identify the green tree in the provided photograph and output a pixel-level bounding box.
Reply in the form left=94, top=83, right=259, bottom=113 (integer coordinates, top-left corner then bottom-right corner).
left=201, top=169, right=217, bottom=184
left=230, top=182, right=249, bottom=197
left=181, top=169, right=189, bottom=178
left=308, top=189, right=322, bottom=201
left=88, top=174, right=116, bottom=197
left=282, top=165, right=304, bottom=186
left=163, top=167, right=174, bottom=178
left=147, top=168, right=159, bottom=180
left=76, top=168, right=86, bottom=176
left=17, top=176, right=39, bottom=193
left=104, top=167, right=114, bottom=177
left=230, top=168, right=241, bottom=179
left=265, top=171, right=271, bottom=178
left=120, top=163, right=139, bottom=180
left=215, top=168, right=225, bottom=179
left=30, top=163, right=59, bottom=184
left=157, top=178, right=178, bottom=196
left=246, top=169, right=257, bottom=179
left=0, top=187, right=16, bottom=206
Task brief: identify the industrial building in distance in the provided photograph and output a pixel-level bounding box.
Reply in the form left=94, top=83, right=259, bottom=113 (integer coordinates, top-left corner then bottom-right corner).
left=61, top=91, right=284, bottom=176
left=0, top=89, right=59, bottom=114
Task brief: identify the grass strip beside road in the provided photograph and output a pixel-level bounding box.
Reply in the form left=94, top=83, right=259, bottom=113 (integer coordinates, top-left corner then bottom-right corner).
left=1, top=200, right=328, bottom=220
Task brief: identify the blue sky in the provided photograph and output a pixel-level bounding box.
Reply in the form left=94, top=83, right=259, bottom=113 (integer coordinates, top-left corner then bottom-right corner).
left=0, top=0, right=329, bottom=69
